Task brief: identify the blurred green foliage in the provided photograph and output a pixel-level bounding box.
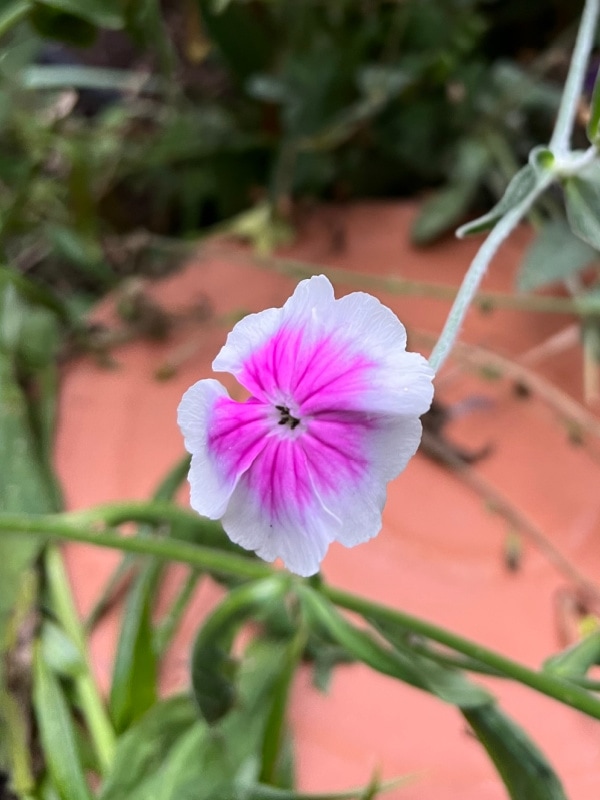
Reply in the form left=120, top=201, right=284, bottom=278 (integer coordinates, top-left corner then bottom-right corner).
left=0, top=4, right=597, bottom=795
left=0, top=0, right=585, bottom=301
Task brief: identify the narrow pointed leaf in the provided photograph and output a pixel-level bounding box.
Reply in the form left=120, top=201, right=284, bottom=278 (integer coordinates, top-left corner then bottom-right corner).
left=457, top=164, right=537, bottom=237
left=544, top=632, right=600, bottom=679
left=191, top=577, right=287, bottom=724
left=109, top=567, right=158, bottom=733
left=33, top=648, right=93, bottom=800
left=463, top=704, right=567, bottom=800
left=98, top=695, right=198, bottom=800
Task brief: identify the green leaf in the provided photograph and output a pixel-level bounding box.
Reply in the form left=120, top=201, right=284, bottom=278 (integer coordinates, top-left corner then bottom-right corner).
left=46, top=225, right=111, bottom=285
left=34, top=0, right=123, bottom=28
left=33, top=647, right=93, bottom=800
left=298, top=586, right=424, bottom=688
left=240, top=779, right=412, bottom=800
left=196, top=0, right=276, bottom=83
left=0, top=266, right=72, bottom=326
left=191, top=577, right=287, bottom=724
left=21, top=65, right=161, bottom=93
left=98, top=695, right=199, bottom=800
left=154, top=454, right=192, bottom=502
left=412, top=183, right=477, bottom=245
left=299, top=588, right=490, bottom=709
left=109, top=567, right=158, bottom=733
left=564, top=167, right=600, bottom=250
left=0, top=349, right=56, bottom=652
left=110, top=639, right=300, bottom=800
left=259, top=629, right=306, bottom=786
left=463, top=704, right=567, bottom=800
left=367, top=616, right=492, bottom=709
left=29, top=5, right=98, bottom=46
left=86, top=455, right=192, bottom=634
left=0, top=2, right=30, bottom=40
left=456, top=164, right=538, bottom=238
left=413, top=139, right=490, bottom=244
left=587, top=68, right=600, bottom=144
left=517, top=219, right=598, bottom=291
left=40, top=621, right=85, bottom=679
left=543, top=632, right=600, bottom=679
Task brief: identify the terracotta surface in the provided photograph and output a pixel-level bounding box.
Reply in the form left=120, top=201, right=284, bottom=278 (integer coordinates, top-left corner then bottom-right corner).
left=55, top=202, right=600, bottom=799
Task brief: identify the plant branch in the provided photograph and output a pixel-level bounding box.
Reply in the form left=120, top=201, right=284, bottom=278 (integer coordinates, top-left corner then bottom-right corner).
left=247, top=251, right=587, bottom=316
left=550, top=0, right=600, bottom=153
left=0, top=511, right=272, bottom=581
left=1, top=510, right=600, bottom=719
left=428, top=175, right=553, bottom=372
left=324, top=585, right=600, bottom=720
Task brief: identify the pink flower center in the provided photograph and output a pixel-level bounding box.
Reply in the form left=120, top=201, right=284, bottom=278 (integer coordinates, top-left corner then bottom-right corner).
left=209, top=323, right=379, bottom=524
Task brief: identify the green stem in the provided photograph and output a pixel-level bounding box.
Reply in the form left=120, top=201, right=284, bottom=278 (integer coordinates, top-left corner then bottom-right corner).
left=1, top=512, right=271, bottom=580
left=550, top=0, right=600, bottom=154
left=67, top=499, right=219, bottom=532
left=428, top=173, right=552, bottom=372
left=261, top=255, right=590, bottom=316
left=323, top=585, right=600, bottom=720
left=44, top=547, right=116, bottom=773
left=155, top=568, right=202, bottom=656
left=2, top=511, right=600, bottom=719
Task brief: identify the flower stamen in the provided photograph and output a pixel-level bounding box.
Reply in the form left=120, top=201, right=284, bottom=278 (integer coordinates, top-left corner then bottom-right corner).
left=276, top=404, right=301, bottom=430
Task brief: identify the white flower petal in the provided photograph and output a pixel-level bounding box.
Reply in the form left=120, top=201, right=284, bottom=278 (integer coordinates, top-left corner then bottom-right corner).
left=221, top=475, right=333, bottom=577
left=327, top=290, right=434, bottom=416
left=213, top=306, right=282, bottom=375
left=280, top=274, right=336, bottom=326
left=212, top=276, right=334, bottom=377
left=326, top=415, right=423, bottom=547
left=177, top=379, right=238, bottom=518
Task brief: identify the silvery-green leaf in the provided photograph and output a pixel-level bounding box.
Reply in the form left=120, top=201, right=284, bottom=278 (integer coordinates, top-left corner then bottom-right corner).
left=457, top=164, right=538, bottom=237
left=517, top=219, right=597, bottom=291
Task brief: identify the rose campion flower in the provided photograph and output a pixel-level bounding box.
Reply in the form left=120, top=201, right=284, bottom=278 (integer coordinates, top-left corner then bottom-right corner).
left=177, top=275, right=434, bottom=576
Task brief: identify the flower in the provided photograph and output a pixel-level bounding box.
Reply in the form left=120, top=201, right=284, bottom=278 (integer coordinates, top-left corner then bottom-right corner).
left=177, top=275, right=434, bottom=576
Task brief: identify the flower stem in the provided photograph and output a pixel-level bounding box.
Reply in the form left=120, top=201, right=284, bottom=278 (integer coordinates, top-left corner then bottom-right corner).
left=259, top=253, right=596, bottom=316
left=2, top=509, right=600, bottom=719
left=323, top=585, right=600, bottom=720
left=1, top=511, right=271, bottom=581
left=427, top=174, right=552, bottom=373
left=66, top=499, right=215, bottom=530
left=550, top=0, right=600, bottom=154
